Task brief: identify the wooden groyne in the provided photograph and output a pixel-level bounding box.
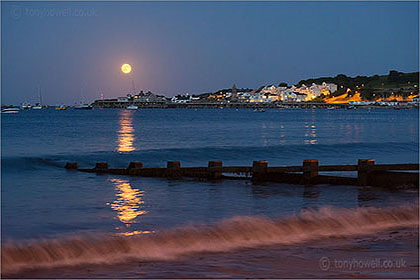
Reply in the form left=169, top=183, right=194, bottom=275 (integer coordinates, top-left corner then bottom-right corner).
left=64, top=159, right=419, bottom=188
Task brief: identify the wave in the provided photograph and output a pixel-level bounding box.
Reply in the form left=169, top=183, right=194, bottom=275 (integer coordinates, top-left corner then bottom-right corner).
left=2, top=141, right=418, bottom=170
left=0, top=156, right=63, bottom=172
left=2, top=204, right=418, bottom=274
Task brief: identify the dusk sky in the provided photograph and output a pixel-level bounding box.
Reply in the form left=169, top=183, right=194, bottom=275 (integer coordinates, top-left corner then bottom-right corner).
left=2, top=1, right=419, bottom=105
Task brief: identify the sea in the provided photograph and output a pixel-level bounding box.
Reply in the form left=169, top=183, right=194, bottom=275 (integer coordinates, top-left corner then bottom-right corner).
left=1, top=108, right=419, bottom=278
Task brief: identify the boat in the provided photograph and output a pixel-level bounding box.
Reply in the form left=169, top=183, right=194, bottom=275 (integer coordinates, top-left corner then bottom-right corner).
left=32, top=86, right=44, bottom=109
left=327, top=107, right=335, bottom=110
left=21, top=102, right=31, bottom=110
left=126, top=104, right=138, bottom=110
left=74, top=88, right=92, bottom=110
left=254, top=108, right=266, bottom=112
left=74, top=103, right=93, bottom=110
left=55, top=105, right=67, bottom=110
left=32, top=103, right=42, bottom=110
left=2, top=107, right=20, bottom=114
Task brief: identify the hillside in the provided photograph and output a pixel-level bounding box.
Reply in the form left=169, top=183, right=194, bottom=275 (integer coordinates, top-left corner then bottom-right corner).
left=297, top=70, right=419, bottom=101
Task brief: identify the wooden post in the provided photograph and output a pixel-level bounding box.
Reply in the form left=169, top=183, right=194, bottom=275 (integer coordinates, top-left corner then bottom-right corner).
left=65, top=162, right=77, bottom=169
left=252, top=160, right=268, bottom=182
left=166, top=161, right=181, bottom=179
left=302, top=160, right=319, bottom=185
left=95, top=162, right=108, bottom=170
left=128, top=162, right=143, bottom=175
left=358, top=159, right=375, bottom=186
left=128, top=162, right=143, bottom=169
left=208, top=161, right=223, bottom=180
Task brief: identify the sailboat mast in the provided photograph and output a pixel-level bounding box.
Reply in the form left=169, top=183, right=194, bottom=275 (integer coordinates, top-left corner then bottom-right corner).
left=38, top=85, right=43, bottom=105
left=131, top=79, right=136, bottom=95
left=80, top=87, right=84, bottom=104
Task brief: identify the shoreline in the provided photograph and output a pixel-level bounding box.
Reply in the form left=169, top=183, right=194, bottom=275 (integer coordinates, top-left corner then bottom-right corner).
left=91, top=102, right=419, bottom=110
left=4, top=227, right=418, bottom=279
left=3, top=103, right=419, bottom=110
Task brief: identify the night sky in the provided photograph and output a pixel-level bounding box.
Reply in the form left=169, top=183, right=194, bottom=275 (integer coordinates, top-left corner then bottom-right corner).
left=2, top=1, right=418, bottom=105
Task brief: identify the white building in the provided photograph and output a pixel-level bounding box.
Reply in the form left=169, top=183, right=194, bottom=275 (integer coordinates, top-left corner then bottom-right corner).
left=294, top=82, right=337, bottom=101
left=260, top=85, right=279, bottom=95
left=117, top=97, right=130, bottom=102
left=171, top=94, right=192, bottom=103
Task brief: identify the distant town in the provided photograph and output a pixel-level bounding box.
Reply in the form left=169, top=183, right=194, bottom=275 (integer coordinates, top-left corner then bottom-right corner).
left=92, top=70, right=419, bottom=109
left=3, top=70, right=419, bottom=112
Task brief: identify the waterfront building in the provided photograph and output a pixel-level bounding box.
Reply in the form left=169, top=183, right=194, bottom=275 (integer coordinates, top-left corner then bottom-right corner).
left=171, top=94, right=192, bottom=104
left=231, top=84, right=238, bottom=101
left=92, top=91, right=167, bottom=108
left=238, top=92, right=250, bottom=102
left=263, top=92, right=281, bottom=102
left=134, top=91, right=167, bottom=103
left=260, top=85, right=279, bottom=95
left=294, top=82, right=337, bottom=101
left=117, top=97, right=130, bottom=102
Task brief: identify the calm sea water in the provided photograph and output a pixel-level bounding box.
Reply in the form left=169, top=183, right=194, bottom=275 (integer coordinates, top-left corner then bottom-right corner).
left=1, top=108, right=419, bottom=277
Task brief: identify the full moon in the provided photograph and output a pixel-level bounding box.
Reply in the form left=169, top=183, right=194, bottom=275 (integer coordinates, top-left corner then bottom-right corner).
left=121, top=63, right=132, bottom=74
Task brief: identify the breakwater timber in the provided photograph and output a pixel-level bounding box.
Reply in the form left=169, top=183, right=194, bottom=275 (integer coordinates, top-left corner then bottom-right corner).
left=65, top=159, right=419, bottom=188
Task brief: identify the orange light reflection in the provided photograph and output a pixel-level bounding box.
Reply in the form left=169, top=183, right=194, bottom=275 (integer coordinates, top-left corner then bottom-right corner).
left=109, top=178, right=147, bottom=224
left=118, top=230, right=154, bottom=236
left=117, top=110, right=136, bottom=152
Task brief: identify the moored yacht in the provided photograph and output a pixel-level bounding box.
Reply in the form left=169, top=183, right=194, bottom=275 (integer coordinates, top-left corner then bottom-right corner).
left=32, top=103, right=42, bottom=110
left=2, top=107, right=20, bottom=114
left=55, top=105, right=67, bottom=110
left=21, top=102, right=31, bottom=110
left=74, top=103, right=93, bottom=110
left=32, top=86, right=44, bottom=109
left=74, top=87, right=93, bottom=110
left=126, top=104, right=138, bottom=110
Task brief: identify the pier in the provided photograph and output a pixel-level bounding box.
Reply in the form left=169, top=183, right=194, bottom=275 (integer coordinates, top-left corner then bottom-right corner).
left=65, top=160, right=419, bottom=188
